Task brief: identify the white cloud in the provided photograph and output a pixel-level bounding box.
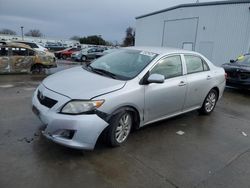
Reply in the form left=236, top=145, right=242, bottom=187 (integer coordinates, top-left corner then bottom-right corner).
left=0, top=0, right=217, bottom=42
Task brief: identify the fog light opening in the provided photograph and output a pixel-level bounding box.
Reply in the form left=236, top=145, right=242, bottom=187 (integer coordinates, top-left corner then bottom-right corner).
left=55, top=129, right=76, bottom=139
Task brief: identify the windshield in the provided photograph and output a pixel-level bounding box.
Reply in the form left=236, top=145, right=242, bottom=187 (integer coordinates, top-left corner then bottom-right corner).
left=235, top=55, right=250, bottom=65
left=87, top=49, right=158, bottom=80
left=19, top=42, right=38, bottom=48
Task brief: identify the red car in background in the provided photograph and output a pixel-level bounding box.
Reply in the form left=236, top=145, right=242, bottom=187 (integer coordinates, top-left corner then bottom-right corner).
left=54, top=47, right=80, bottom=59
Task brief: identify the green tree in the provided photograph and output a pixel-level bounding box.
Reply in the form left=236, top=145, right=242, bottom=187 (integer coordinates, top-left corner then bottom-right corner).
left=25, top=29, right=43, bottom=37
left=79, top=35, right=106, bottom=45
left=70, top=36, right=80, bottom=41
left=123, top=27, right=135, bottom=47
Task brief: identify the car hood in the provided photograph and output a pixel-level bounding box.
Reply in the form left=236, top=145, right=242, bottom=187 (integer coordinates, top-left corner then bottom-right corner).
left=42, top=66, right=126, bottom=99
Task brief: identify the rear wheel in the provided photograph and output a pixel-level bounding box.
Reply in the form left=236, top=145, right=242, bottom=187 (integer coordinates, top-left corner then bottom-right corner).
left=81, top=55, right=87, bottom=62
left=107, top=111, right=133, bottom=147
left=199, top=89, right=218, bottom=115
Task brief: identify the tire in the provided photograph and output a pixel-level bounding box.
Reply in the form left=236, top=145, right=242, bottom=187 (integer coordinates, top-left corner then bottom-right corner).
left=62, top=54, right=67, bottom=59
left=31, top=64, right=44, bottom=74
left=81, top=55, right=87, bottom=62
left=107, top=111, right=133, bottom=147
left=199, top=89, right=218, bottom=115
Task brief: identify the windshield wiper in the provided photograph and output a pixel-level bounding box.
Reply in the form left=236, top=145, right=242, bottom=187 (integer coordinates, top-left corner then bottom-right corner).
left=87, top=65, right=118, bottom=79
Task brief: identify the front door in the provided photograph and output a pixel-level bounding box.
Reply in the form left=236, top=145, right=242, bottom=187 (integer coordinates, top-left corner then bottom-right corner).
left=9, top=47, right=34, bottom=73
left=144, top=55, right=187, bottom=124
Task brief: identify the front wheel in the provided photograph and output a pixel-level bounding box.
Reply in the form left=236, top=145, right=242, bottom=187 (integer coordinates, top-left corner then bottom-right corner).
left=107, top=111, right=133, bottom=147
left=81, top=55, right=87, bottom=62
left=30, top=64, right=45, bottom=74
left=199, top=89, right=218, bottom=115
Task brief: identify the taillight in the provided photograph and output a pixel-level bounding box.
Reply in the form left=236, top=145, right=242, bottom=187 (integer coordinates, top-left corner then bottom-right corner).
left=225, top=73, right=227, bottom=79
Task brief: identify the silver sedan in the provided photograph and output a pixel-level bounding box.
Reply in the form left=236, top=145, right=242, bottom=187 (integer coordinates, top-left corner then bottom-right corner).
left=32, top=47, right=226, bottom=150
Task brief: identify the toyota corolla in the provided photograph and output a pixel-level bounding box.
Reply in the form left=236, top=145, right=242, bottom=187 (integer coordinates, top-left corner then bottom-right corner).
left=32, top=47, right=226, bottom=150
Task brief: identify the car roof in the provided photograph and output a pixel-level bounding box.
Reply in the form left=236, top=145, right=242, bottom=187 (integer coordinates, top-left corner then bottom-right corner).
left=0, top=42, right=34, bottom=50
left=125, top=46, right=199, bottom=56
left=13, top=41, right=34, bottom=44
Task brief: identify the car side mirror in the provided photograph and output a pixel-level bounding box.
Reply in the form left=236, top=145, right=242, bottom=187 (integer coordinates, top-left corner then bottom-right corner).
left=230, top=59, right=235, bottom=63
left=147, top=74, right=165, bottom=84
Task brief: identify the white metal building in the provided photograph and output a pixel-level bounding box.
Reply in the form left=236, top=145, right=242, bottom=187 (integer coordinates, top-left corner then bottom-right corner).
left=135, top=0, right=250, bottom=65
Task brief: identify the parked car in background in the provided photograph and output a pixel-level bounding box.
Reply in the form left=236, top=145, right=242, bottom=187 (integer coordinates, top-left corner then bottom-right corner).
left=102, top=48, right=119, bottom=56
left=0, top=42, right=56, bottom=74
left=222, top=54, right=250, bottom=89
left=54, top=47, right=80, bottom=59
left=71, top=47, right=107, bottom=62
left=13, top=41, right=48, bottom=52
left=32, top=47, right=225, bottom=150
left=45, top=42, right=67, bottom=52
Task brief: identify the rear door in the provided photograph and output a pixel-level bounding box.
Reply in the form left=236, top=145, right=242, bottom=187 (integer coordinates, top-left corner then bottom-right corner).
left=144, top=55, right=187, bottom=123
left=183, top=55, right=213, bottom=110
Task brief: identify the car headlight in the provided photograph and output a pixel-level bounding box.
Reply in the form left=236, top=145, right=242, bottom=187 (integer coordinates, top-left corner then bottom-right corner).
left=61, top=100, right=104, bottom=114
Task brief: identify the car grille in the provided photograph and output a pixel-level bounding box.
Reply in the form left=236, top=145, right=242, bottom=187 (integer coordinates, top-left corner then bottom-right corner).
left=37, top=90, right=58, bottom=108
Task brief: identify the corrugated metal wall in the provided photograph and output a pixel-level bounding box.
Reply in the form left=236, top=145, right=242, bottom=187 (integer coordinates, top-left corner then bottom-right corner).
left=135, top=3, right=250, bottom=65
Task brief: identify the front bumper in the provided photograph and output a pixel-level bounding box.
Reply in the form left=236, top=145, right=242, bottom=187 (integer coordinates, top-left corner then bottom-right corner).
left=32, top=85, right=109, bottom=150
left=226, top=79, right=250, bottom=89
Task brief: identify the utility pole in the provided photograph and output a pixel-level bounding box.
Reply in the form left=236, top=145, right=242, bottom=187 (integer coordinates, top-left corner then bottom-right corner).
left=20, top=26, right=24, bottom=40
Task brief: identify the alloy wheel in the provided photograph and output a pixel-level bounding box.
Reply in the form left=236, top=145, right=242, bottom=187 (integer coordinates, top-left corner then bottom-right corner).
left=205, top=91, right=217, bottom=112
left=115, top=113, right=132, bottom=143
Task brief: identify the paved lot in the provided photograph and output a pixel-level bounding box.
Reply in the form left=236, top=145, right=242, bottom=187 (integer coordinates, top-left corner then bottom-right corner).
left=1, top=64, right=250, bottom=188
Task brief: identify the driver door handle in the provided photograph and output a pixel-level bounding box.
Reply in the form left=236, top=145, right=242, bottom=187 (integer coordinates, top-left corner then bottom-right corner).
left=207, top=75, right=212, bottom=80
left=178, top=81, right=187, bottom=86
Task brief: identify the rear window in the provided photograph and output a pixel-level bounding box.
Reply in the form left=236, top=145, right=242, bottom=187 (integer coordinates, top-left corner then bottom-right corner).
left=235, top=55, right=250, bottom=65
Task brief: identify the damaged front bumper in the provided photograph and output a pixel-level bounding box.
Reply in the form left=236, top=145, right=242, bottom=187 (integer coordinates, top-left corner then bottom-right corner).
left=32, top=85, right=109, bottom=150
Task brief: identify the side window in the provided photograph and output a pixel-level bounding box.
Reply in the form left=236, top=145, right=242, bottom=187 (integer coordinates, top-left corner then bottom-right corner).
left=185, top=55, right=209, bottom=74
left=28, top=49, right=35, bottom=56
left=11, top=48, right=28, bottom=56
left=150, top=55, right=183, bottom=79
left=0, top=47, right=8, bottom=56
left=203, top=61, right=209, bottom=71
